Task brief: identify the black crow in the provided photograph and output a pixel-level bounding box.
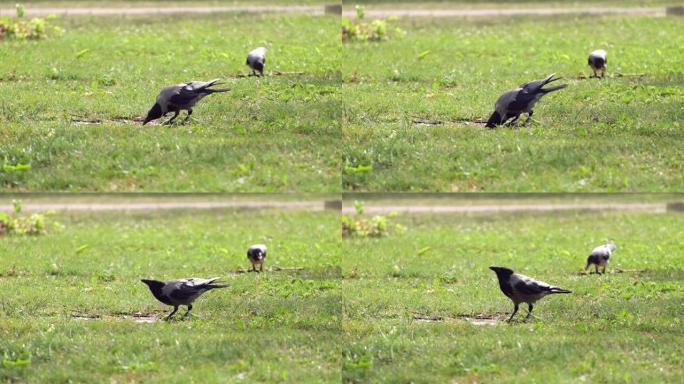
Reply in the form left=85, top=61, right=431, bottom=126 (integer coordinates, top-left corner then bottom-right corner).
left=143, top=79, right=229, bottom=125
left=246, top=47, right=267, bottom=76
left=489, top=266, right=571, bottom=322
left=485, top=74, right=567, bottom=128
left=141, top=277, right=227, bottom=320
left=247, top=244, right=267, bottom=272
left=588, top=49, right=607, bottom=78
left=585, top=242, right=616, bottom=274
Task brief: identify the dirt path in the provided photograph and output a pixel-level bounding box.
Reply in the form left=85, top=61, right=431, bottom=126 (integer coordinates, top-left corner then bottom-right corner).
left=2, top=199, right=670, bottom=214
left=0, top=5, right=665, bottom=18
left=0, top=5, right=324, bottom=17
left=344, top=6, right=666, bottom=18
left=1, top=199, right=673, bottom=214
left=342, top=203, right=666, bottom=214
left=0, top=200, right=331, bottom=213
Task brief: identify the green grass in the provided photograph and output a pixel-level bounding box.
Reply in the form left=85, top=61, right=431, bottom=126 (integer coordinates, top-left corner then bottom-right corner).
left=342, top=204, right=684, bottom=382
left=0, top=206, right=341, bottom=382
left=342, top=14, right=684, bottom=191
left=0, top=12, right=340, bottom=192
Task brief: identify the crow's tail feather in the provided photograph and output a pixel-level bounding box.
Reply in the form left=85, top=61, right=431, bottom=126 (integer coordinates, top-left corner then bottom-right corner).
left=549, top=288, right=572, bottom=294
left=205, top=78, right=222, bottom=86
left=541, top=84, right=567, bottom=94
left=204, top=88, right=230, bottom=93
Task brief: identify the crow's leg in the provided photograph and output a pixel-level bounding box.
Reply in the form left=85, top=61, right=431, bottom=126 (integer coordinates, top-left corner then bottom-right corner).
left=182, top=109, right=193, bottom=124
left=182, top=305, right=193, bottom=320
left=523, top=111, right=534, bottom=127
left=508, top=303, right=519, bottom=322
left=259, top=263, right=264, bottom=272
left=249, top=263, right=255, bottom=272
left=602, top=265, right=607, bottom=274
left=595, top=265, right=601, bottom=275
left=163, top=111, right=180, bottom=125
left=165, top=306, right=179, bottom=321
left=504, top=115, right=519, bottom=127
left=524, top=303, right=534, bottom=322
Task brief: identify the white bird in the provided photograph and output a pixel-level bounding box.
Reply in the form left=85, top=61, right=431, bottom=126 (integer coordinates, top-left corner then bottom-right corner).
left=588, top=49, right=607, bottom=78
left=246, top=47, right=267, bottom=76
left=585, top=242, right=616, bottom=274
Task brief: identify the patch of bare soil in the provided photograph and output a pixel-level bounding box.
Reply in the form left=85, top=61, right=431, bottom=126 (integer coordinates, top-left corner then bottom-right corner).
left=230, top=71, right=305, bottom=79
left=412, top=312, right=506, bottom=325
left=229, top=266, right=306, bottom=274
left=412, top=118, right=487, bottom=127
left=71, top=312, right=101, bottom=321
left=573, top=268, right=647, bottom=276
left=575, top=72, right=647, bottom=80
left=71, top=311, right=166, bottom=323
left=71, top=117, right=144, bottom=125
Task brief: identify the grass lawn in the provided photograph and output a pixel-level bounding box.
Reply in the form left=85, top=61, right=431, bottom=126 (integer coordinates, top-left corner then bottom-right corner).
left=342, top=14, right=684, bottom=191
left=341, top=201, right=684, bottom=382
left=0, top=205, right=341, bottom=382
left=0, top=11, right=340, bottom=192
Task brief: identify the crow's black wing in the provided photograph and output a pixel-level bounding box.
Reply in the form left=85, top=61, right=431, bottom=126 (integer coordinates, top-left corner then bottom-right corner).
left=513, top=276, right=552, bottom=295
left=168, top=86, right=199, bottom=107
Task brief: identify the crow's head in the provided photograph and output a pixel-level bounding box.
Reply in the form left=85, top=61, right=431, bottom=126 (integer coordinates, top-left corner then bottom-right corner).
left=141, top=279, right=165, bottom=292
left=489, top=266, right=514, bottom=278
left=248, top=245, right=267, bottom=261
left=143, top=103, right=163, bottom=125
left=485, top=110, right=502, bottom=128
